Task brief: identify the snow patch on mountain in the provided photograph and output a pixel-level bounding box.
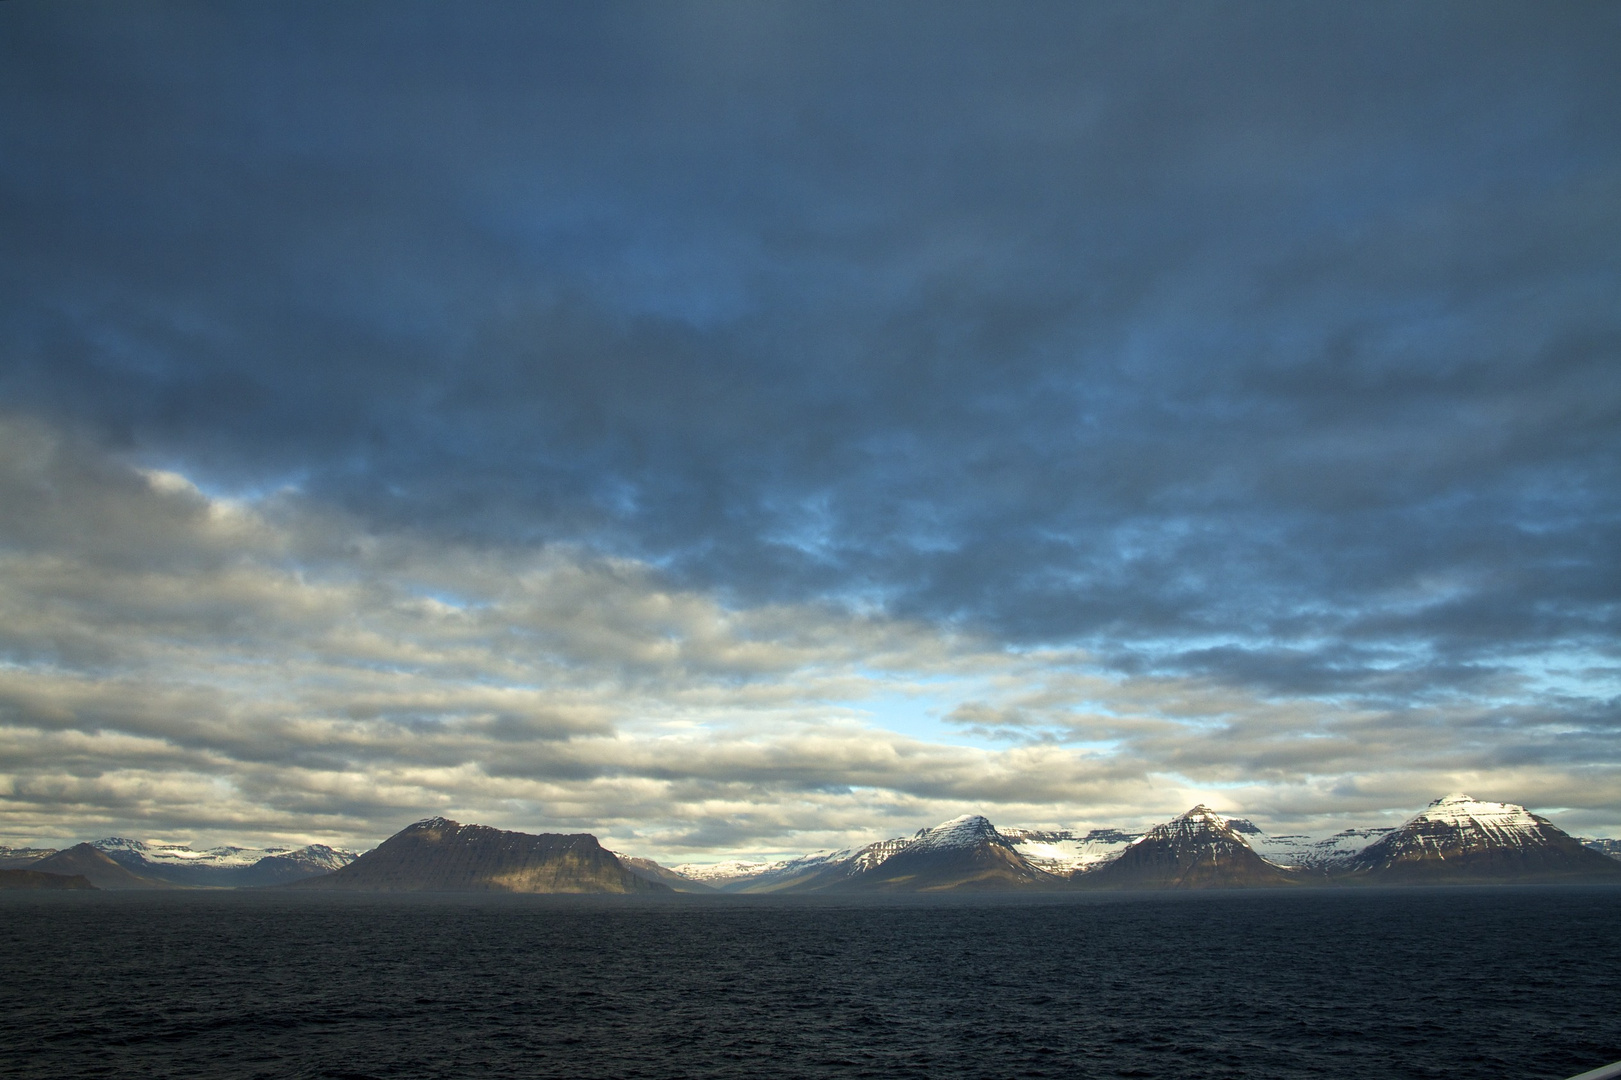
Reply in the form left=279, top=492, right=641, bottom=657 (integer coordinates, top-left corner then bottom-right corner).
left=907, top=815, right=1006, bottom=852
left=1221, top=819, right=1392, bottom=869
left=91, top=837, right=358, bottom=871
left=672, top=850, right=853, bottom=888
left=1403, top=793, right=1547, bottom=845
left=1002, top=828, right=1141, bottom=874
left=1581, top=837, right=1621, bottom=860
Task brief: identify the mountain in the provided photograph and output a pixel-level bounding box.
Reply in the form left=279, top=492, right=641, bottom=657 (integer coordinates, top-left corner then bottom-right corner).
left=1080, top=806, right=1300, bottom=889
left=290, top=818, right=668, bottom=893
left=0, top=868, right=96, bottom=890
left=30, top=844, right=174, bottom=889
left=1222, top=819, right=1395, bottom=871
left=1339, top=793, right=1621, bottom=885
left=1583, top=837, right=1621, bottom=860
left=668, top=847, right=876, bottom=893
left=615, top=855, right=718, bottom=893
left=802, top=815, right=1059, bottom=893
left=238, top=845, right=359, bottom=886
left=1002, top=827, right=1142, bottom=874
left=0, top=846, right=59, bottom=869
left=91, top=838, right=358, bottom=887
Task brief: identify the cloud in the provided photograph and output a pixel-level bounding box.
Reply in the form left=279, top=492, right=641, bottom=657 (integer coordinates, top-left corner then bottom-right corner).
left=0, top=418, right=1616, bottom=850
left=1, top=6, right=1619, bottom=847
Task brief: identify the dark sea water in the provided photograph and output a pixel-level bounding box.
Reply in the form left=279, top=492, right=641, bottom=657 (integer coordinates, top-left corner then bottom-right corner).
left=2, top=887, right=1618, bottom=1080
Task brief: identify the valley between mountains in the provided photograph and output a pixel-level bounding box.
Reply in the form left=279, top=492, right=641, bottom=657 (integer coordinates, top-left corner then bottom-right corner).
left=4, top=793, right=1619, bottom=893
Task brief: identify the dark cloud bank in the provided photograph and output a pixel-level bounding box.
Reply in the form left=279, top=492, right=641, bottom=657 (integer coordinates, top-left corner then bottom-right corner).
left=1, top=2, right=1618, bottom=849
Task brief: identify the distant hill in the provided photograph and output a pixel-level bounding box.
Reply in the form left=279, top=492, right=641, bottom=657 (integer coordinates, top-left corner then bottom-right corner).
left=291, top=818, right=668, bottom=893
left=31, top=845, right=173, bottom=889
left=1079, top=806, right=1299, bottom=889
left=1584, top=837, right=1621, bottom=860
left=615, top=855, right=718, bottom=893
left=1338, top=794, right=1621, bottom=885
left=243, top=845, right=356, bottom=886
left=796, top=815, right=1059, bottom=893
left=0, top=847, right=59, bottom=869
left=0, top=868, right=96, bottom=890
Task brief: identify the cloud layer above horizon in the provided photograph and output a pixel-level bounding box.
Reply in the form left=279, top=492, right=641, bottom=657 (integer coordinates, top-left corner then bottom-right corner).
left=2, top=2, right=1619, bottom=853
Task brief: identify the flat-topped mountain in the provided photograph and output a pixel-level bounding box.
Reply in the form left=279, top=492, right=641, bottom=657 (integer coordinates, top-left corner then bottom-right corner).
left=1340, top=794, right=1621, bottom=885
left=1080, top=806, right=1298, bottom=889
left=30, top=844, right=173, bottom=889
left=292, top=818, right=667, bottom=893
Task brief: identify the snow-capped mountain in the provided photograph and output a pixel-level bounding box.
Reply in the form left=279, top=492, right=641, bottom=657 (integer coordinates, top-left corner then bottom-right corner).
left=670, top=849, right=858, bottom=892
left=1342, top=793, right=1621, bottom=883
left=0, top=846, right=58, bottom=869
left=1001, top=827, right=1142, bottom=874
left=805, top=814, right=1059, bottom=892
left=94, top=837, right=275, bottom=868
left=31, top=844, right=172, bottom=889
left=90, top=837, right=359, bottom=886
left=669, top=834, right=923, bottom=893
left=668, top=858, right=777, bottom=887
left=1221, top=819, right=1394, bottom=870
left=1082, top=805, right=1298, bottom=889
left=1583, top=837, right=1621, bottom=860
left=614, top=854, right=719, bottom=892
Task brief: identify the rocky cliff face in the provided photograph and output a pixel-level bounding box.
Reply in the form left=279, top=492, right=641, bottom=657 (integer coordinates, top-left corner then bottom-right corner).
left=1080, top=806, right=1298, bottom=889
left=292, top=818, right=667, bottom=893
left=1340, top=794, right=1621, bottom=884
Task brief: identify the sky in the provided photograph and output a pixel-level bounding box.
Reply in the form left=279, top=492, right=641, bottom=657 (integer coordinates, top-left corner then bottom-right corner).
left=2, top=2, right=1619, bottom=860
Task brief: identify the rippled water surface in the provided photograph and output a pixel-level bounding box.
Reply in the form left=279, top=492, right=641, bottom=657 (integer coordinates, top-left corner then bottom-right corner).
left=2, top=887, right=1618, bottom=1079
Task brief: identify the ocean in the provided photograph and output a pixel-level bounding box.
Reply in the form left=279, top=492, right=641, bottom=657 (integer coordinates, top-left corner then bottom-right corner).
left=2, top=887, right=1618, bottom=1079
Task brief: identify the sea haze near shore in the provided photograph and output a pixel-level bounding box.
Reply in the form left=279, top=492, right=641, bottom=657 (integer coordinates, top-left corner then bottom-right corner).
left=3, top=889, right=1618, bottom=1079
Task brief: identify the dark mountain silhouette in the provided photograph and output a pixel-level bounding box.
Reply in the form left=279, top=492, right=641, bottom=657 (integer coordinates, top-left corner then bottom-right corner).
left=31, top=844, right=173, bottom=889
left=0, top=868, right=96, bottom=890
left=290, top=818, right=667, bottom=893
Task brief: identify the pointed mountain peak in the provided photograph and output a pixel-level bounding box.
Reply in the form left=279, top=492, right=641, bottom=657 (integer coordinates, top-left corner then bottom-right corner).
left=909, top=814, right=1007, bottom=852
left=1346, top=793, right=1621, bottom=883
left=1085, top=806, right=1295, bottom=889
left=410, top=817, right=459, bottom=830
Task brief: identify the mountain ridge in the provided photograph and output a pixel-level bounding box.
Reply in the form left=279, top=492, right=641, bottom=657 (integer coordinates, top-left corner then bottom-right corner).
left=9, top=793, right=1619, bottom=893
